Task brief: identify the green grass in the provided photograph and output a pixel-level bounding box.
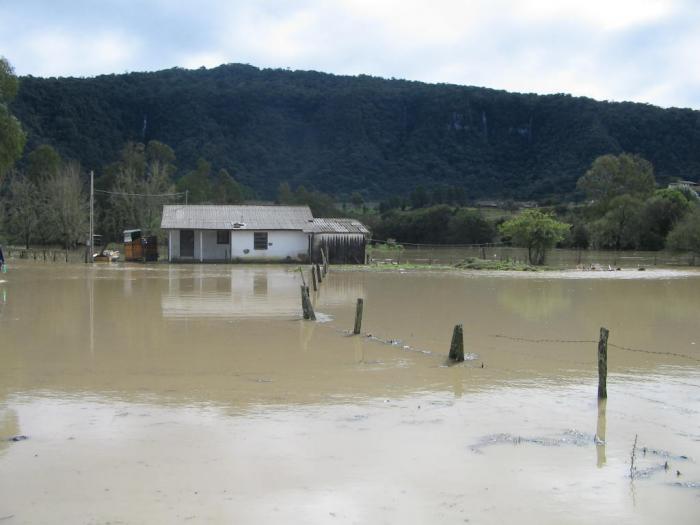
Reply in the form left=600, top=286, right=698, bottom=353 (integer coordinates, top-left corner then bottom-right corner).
left=453, top=257, right=540, bottom=271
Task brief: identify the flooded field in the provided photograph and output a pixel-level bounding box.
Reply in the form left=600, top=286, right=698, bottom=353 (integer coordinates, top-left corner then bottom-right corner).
left=370, top=245, right=698, bottom=268
left=1, top=262, right=699, bottom=524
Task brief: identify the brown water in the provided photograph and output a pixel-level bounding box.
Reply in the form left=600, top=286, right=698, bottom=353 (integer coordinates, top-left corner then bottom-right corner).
left=1, top=262, right=699, bottom=524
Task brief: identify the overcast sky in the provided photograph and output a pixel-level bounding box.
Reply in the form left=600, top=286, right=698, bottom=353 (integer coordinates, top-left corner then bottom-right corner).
left=1, top=0, right=698, bottom=109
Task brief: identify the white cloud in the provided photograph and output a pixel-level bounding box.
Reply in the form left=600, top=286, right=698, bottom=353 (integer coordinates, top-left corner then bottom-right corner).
left=0, top=0, right=698, bottom=108
left=20, top=29, right=140, bottom=77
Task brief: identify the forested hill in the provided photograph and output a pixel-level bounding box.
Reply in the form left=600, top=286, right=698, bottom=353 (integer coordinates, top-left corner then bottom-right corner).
left=10, top=64, right=700, bottom=200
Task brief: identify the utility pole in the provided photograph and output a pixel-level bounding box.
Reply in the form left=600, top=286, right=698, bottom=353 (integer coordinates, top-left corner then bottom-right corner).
left=88, top=170, right=94, bottom=263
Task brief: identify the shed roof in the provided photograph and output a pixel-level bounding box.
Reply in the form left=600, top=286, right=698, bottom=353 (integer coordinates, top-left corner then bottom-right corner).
left=311, top=218, right=370, bottom=235
left=161, top=205, right=314, bottom=231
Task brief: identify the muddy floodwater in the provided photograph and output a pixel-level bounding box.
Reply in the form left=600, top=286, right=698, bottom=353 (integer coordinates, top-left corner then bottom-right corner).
left=1, top=262, right=699, bottom=524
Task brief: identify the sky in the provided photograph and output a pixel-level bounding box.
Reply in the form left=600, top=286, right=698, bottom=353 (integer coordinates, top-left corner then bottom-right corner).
left=1, top=0, right=699, bottom=109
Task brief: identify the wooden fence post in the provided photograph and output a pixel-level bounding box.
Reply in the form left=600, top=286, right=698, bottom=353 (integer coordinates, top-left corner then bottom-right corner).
left=300, top=285, right=316, bottom=321
left=353, top=298, right=364, bottom=335
left=65, top=250, right=68, bottom=263
left=311, top=265, right=317, bottom=291
left=598, top=327, right=609, bottom=399
left=316, top=263, right=323, bottom=283
left=321, top=248, right=328, bottom=276
left=449, top=324, right=464, bottom=362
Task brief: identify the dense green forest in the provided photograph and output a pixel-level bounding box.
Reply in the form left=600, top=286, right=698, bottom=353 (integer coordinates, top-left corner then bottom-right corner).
left=1, top=58, right=699, bottom=254
left=10, top=63, right=700, bottom=201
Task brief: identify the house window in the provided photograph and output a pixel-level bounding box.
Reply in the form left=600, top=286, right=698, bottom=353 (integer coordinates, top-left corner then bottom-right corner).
left=254, top=232, right=268, bottom=250
left=216, top=230, right=229, bottom=244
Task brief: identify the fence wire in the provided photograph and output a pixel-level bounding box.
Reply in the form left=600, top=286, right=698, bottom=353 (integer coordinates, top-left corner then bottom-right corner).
left=485, top=333, right=700, bottom=363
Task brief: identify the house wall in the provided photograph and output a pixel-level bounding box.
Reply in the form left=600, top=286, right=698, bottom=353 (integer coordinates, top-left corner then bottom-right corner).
left=166, top=229, right=309, bottom=262
left=201, top=230, right=231, bottom=260
left=169, top=230, right=181, bottom=261
left=230, top=230, right=309, bottom=261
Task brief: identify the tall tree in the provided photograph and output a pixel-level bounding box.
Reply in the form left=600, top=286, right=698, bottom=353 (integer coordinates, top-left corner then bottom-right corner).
left=214, top=168, right=245, bottom=204
left=0, top=57, right=26, bottom=184
left=6, top=173, right=39, bottom=248
left=577, top=153, right=655, bottom=210
left=102, top=141, right=177, bottom=239
left=637, top=189, right=692, bottom=250
left=589, top=195, right=644, bottom=250
left=176, top=158, right=212, bottom=203
left=667, top=207, right=700, bottom=254
left=277, top=182, right=293, bottom=204
left=26, top=144, right=61, bottom=183
left=43, top=163, right=88, bottom=249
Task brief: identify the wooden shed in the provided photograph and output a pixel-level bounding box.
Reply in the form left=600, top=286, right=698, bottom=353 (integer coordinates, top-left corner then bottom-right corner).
left=310, top=218, right=370, bottom=264
left=123, top=229, right=159, bottom=262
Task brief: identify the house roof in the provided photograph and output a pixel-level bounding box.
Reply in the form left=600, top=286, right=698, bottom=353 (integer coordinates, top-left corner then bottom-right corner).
left=161, top=205, right=314, bottom=231
left=311, top=218, right=370, bottom=235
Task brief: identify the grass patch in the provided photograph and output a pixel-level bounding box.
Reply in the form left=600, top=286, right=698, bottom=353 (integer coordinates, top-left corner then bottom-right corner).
left=454, top=257, right=539, bottom=271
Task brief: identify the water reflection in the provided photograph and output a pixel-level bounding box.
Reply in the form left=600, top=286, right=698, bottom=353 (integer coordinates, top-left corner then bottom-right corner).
left=596, top=398, right=607, bottom=467
left=161, top=267, right=364, bottom=320
left=497, top=280, right=572, bottom=321
left=163, top=268, right=298, bottom=319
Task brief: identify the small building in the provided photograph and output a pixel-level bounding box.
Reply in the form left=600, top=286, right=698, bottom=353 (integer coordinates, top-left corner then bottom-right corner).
left=161, top=205, right=369, bottom=263
left=123, top=229, right=159, bottom=262
left=668, top=180, right=699, bottom=198
left=310, top=218, right=370, bottom=264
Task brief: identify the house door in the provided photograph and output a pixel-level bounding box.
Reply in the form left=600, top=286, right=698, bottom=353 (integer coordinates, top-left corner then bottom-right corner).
left=180, top=230, right=194, bottom=257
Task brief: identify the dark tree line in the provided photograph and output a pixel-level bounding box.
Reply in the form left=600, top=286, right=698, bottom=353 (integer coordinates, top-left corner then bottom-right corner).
left=10, top=63, right=700, bottom=202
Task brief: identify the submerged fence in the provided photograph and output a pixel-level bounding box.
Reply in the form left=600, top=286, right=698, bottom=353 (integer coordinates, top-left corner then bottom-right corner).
left=368, top=244, right=698, bottom=267
left=299, top=258, right=700, bottom=403
left=3, top=247, right=84, bottom=263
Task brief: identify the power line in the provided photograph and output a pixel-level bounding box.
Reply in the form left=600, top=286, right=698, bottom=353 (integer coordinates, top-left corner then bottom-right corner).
left=94, top=189, right=186, bottom=198
left=370, top=237, right=509, bottom=248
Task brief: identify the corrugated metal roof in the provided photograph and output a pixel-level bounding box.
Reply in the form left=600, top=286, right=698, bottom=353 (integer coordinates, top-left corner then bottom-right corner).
left=161, top=205, right=314, bottom=231
left=311, top=218, right=370, bottom=235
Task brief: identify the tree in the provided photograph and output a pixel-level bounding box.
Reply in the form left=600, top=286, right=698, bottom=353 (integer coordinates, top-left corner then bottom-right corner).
left=666, top=208, right=700, bottom=254
left=214, top=168, right=245, bottom=204
left=146, top=140, right=176, bottom=172
left=589, top=194, right=644, bottom=250
left=43, top=163, right=88, bottom=249
left=0, top=57, right=26, bottom=184
left=277, top=182, right=293, bottom=204
left=637, top=189, right=692, bottom=250
left=26, top=144, right=61, bottom=183
left=176, top=158, right=212, bottom=203
left=499, top=209, right=570, bottom=265
left=577, top=153, right=655, bottom=209
left=447, top=209, right=495, bottom=244
left=350, top=191, right=364, bottom=209
left=6, top=173, right=39, bottom=248
left=410, top=186, right=429, bottom=209
left=100, top=141, right=177, bottom=240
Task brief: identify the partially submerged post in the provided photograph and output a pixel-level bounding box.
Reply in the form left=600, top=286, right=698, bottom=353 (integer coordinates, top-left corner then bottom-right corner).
left=321, top=248, right=328, bottom=276
left=316, top=263, right=323, bottom=283
left=449, top=324, right=464, bottom=362
left=598, top=327, right=609, bottom=399
left=353, top=298, right=364, bottom=335
left=300, top=285, right=316, bottom=321
left=311, top=265, right=317, bottom=291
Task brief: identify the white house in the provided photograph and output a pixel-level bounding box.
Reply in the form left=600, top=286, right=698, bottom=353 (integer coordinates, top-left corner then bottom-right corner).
left=160, top=205, right=369, bottom=263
